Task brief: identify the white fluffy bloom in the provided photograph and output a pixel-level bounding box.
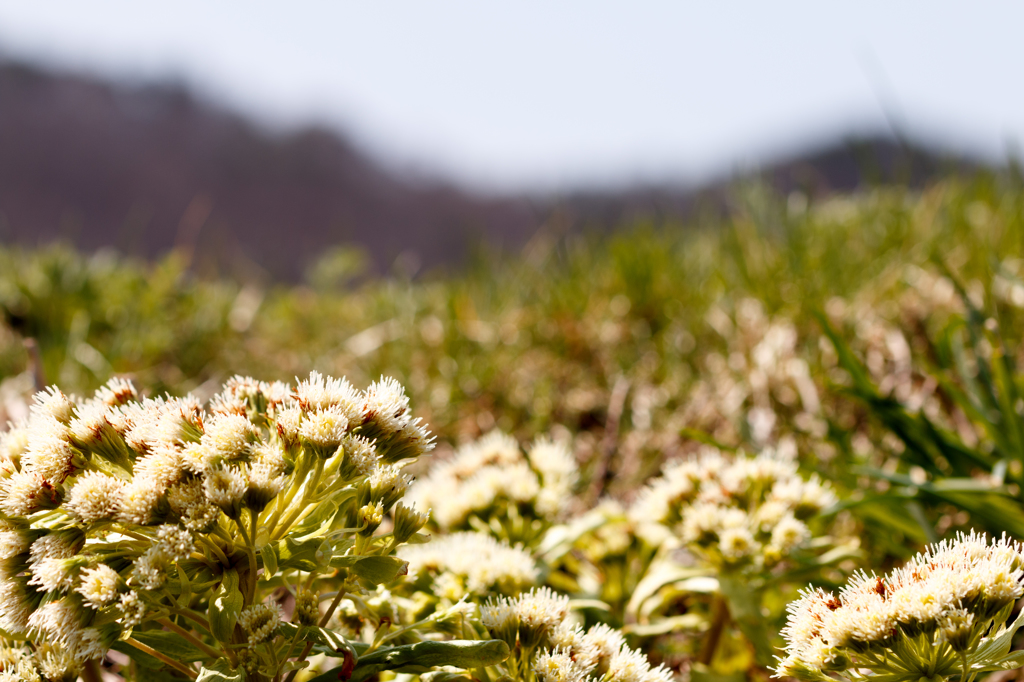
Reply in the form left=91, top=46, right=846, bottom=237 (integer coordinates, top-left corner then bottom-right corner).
left=93, top=377, right=137, bottom=406
left=238, top=602, right=284, bottom=644
left=535, top=648, right=592, bottom=682
left=65, top=471, right=123, bottom=522
left=167, top=478, right=220, bottom=531
left=118, top=475, right=163, bottom=525
left=77, top=564, right=120, bottom=609
left=0, top=421, right=30, bottom=463
left=296, top=371, right=362, bottom=420
left=202, top=413, right=254, bottom=460
left=204, top=466, right=246, bottom=516
left=118, top=591, right=146, bottom=627
left=399, top=532, right=538, bottom=596
left=133, top=547, right=170, bottom=590
left=0, top=472, right=59, bottom=516
left=363, top=377, right=411, bottom=435
left=27, top=598, right=83, bottom=646
left=31, top=387, right=75, bottom=424
left=632, top=446, right=831, bottom=570
left=0, top=528, right=32, bottom=560
left=778, top=532, right=1024, bottom=679
left=155, top=524, right=194, bottom=560
left=21, top=416, right=76, bottom=483
left=134, top=446, right=186, bottom=488
left=299, top=407, right=350, bottom=454
left=516, top=587, right=570, bottom=637
left=409, top=429, right=575, bottom=531
left=480, top=596, right=520, bottom=632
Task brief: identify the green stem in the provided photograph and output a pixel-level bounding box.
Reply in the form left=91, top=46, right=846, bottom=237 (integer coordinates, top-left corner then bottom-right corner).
left=196, top=533, right=231, bottom=564
left=169, top=608, right=213, bottom=634
left=697, top=593, right=729, bottom=666
left=126, top=637, right=198, bottom=679
left=157, top=617, right=230, bottom=663
left=81, top=659, right=103, bottom=682
left=284, top=584, right=349, bottom=682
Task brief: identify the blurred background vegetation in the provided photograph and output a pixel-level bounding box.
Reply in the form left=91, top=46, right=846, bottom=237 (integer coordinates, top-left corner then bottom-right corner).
left=2, top=172, right=1022, bottom=568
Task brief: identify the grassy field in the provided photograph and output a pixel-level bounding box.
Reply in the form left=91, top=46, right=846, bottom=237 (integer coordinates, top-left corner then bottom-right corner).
left=1, top=172, right=1023, bottom=680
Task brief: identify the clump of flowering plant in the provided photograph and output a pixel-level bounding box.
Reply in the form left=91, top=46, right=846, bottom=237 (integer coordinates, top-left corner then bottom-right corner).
left=479, top=587, right=672, bottom=682
left=776, top=532, right=1024, bottom=682
left=408, top=430, right=577, bottom=546
left=399, top=531, right=539, bottom=601
left=626, top=446, right=846, bottom=667
left=0, top=373, right=509, bottom=682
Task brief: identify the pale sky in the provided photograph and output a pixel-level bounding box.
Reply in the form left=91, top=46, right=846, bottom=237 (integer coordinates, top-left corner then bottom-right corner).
left=0, top=1, right=1020, bottom=191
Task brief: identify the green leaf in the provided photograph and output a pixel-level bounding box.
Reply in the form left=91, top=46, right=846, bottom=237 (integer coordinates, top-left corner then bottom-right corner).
left=718, top=574, right=774, bottom=667
left=209, top=569, right=243, bottom=643
left=260, top=543, right=278, bottom=577
left=971, top=607, right=1024, bottom=663
left=177, top=563, right=192, bottom=608
left=129, top=628, right=209, bottom=663
left=625, top=559, right=713, bottom=619
left=278, top=622, right=354, bottom=658
left=624, top=613, right=706, bottom=636
left=420, top=673, right=475, bottom=682
left=331, top=555, right=408, bottom=585
left=274, top=536, right=324, bottom=572
left=197, top=659, right=244, bottom=682
left=535, top=507, right=618, bottom=564
left=311, top=640, right=509, bottom=682
left=290, top=499, right=341, bottom=538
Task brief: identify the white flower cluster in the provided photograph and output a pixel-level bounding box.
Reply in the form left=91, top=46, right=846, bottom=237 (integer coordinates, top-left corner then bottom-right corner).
left=0, top=372, right=434, bottom=675
left=408, top=430, right=577, bottom=532
left=630, top=446, right=835, bottom=570
left=776, top=532, right=1024, bottom=682
left=481, top=588, right=672, bottom=682
left=399, top=531, right=538, bottom=598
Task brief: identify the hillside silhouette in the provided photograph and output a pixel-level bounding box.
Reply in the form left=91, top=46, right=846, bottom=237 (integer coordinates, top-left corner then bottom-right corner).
left=0, top=59, right=978, bottom=280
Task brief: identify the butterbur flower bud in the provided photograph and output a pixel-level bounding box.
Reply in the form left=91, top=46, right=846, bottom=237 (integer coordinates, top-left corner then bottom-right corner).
left=68, top=402, right=131, bottom=469
left=168, top=479, right=220, bottom=532
left=392, top=503, right=428, bottom=543
left=204, top=466, right=246, bottom=519
left=300, top=407, right=350, bottom=459
left=0, top=423, right=30, bottom=467
left=237, top=648, right=260, bottom=675
left=480, top=596, right=519, bottom=649
left=515, top=587, right=570, bottom=650
left=0, top=472, right=62, bottom=516
left=32, top=387, right=75, bottom=424
left=28, top=554, right=89, bottom=592
left=65, top=471, right=123, bottom=523
left=155, top=525, right=194, bottom=560
left=940, top=609, right=974, bottom=652
left=367, top=464, right=411, bottom=511
left=535, top=649, right=592, bottom=682
left=358, top=501, right=385, bottom=537
left=238, top=602, right=283, bottom=644
left=77, top=564, right=121, bottom=609
left=275, top=407, right=303, bottom=452
left=360, top=377, right=411, bottom=441
left=118, top=591, right=146, bottom=627
left=94, top=377, right=137, bottom=407
left=244, top=461, right=286, bottom=513
left=294, top=590, right=320, bottom=627
left=133, top=547, right=170, bottom=590
left=203, top=414, right=255, bottom=461
left=337, top=435, right=378, bottom=480
left=378, top=419, right=435, bottom=463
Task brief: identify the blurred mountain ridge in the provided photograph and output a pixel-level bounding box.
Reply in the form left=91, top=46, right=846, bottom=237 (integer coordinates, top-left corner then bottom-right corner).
left=0, top=59, right=982, bottom=280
